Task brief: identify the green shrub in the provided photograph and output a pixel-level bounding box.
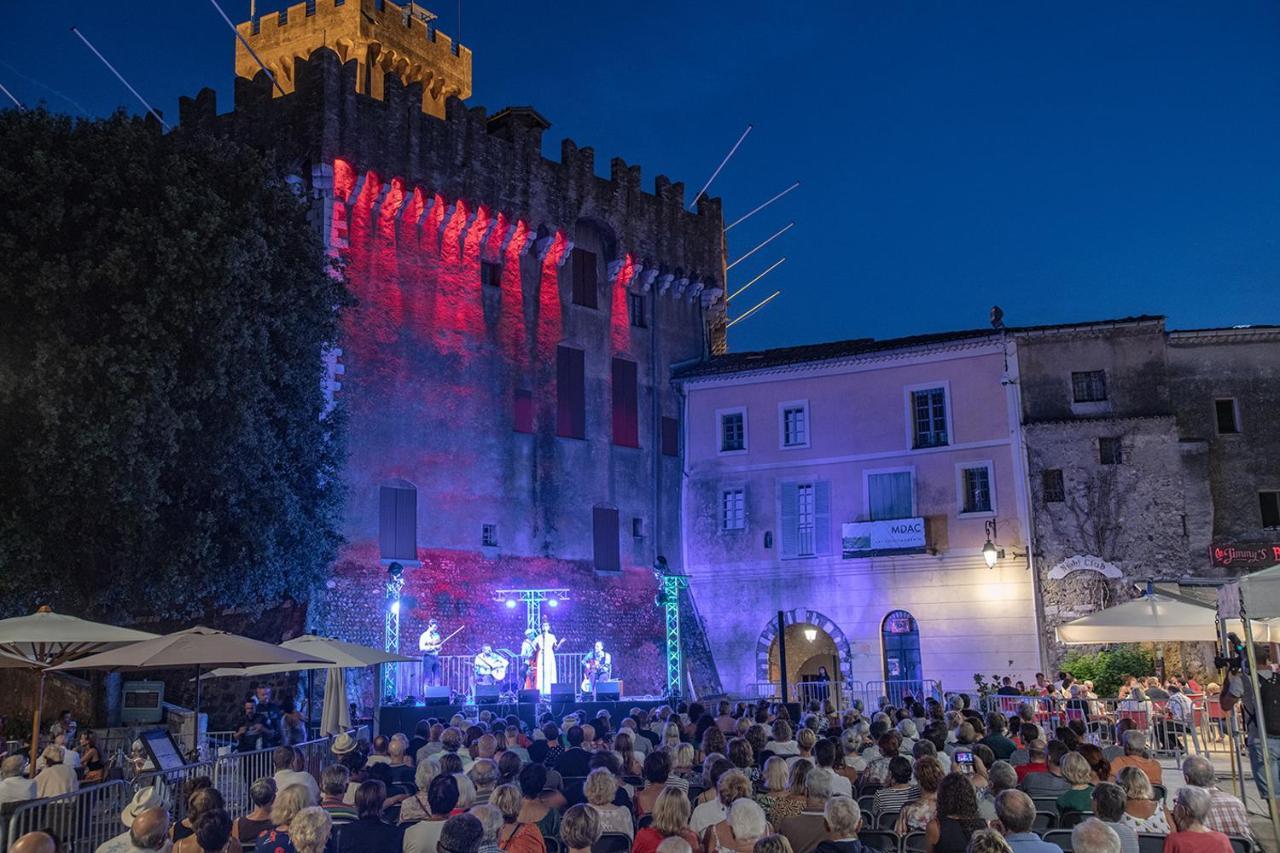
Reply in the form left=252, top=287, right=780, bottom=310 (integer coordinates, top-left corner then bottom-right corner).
left=1060, top=647, right=1155, bottom=697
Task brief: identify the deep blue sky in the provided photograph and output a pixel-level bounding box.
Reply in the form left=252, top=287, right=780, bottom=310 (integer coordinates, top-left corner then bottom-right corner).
left=5, top=1, right=1279, bottom=351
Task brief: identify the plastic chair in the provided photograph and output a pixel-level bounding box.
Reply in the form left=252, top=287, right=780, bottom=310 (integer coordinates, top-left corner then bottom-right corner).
left=857, top=794, right=877, bottom=816
left=1032, top=798, right=1060, bottom=815
left=1057, top=810, right=1093, bottom=829
left=1136, top=834, right=1165, bottom=853
left=856, top=830, right=899, bottom=853
left=1042, top=829, right=1074, bottom=851
left=1227, top=837, right=1254, bottom=853
left=591, top=833, right=632, bottom=853
left=876, top=810, right=900, bottom=830
left=1032, top=811, right=1057, bottom=832
left=902, top=831, right=927, bottom=853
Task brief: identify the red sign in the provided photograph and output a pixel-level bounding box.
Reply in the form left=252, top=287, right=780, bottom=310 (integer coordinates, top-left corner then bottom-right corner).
left=1210, top=543, right=1280, bottom=569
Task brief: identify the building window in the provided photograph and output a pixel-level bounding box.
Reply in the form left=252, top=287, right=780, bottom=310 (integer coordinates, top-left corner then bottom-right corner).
left=1072, top=370, right=1108, bottom=403
left=661, top=416, right=679, bottom=457
left=719, top=408, right=746, bottom=453
left=1042, top=469, right=1065, bottom=503
left=867, top=470, right=915, bottom=521
left=514, top=389, right=533, bottom=434
left=1216, top=398, right=1240, bottom=434
left=779, top=481, right=830, bottom=558
left=592, top=505, right=620, bottom=572
left=481, top=524, right=498, bottom=547
left=378, top=481, right=417, bottom=561
left=556, top=346, right=585, bottom=439
left=780, top=401, right=809, bottom=449
left=721, top=488, right=746, bottom=532
left=1099, top=436, right=1123, bottom=465
left=628, top=292, right=647, bottom=328
left=571, top=247, right=598, bottom=308
left=959, top=463, right=994, bottom=515
left=1262, top=492, right=1280, bottom=529
left=611, top=358, right=639, bottom=448
left=911, top=387, right=948, bottom=449
left=632, top=517, right=644, bottom=538
left=481, top=260, right=502, bottom=288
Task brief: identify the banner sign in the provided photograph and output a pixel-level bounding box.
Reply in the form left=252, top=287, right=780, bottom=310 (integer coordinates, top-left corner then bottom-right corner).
left=842, top=518, right=926, bottom=558
left=1210, top=542, right=1280, bottom=570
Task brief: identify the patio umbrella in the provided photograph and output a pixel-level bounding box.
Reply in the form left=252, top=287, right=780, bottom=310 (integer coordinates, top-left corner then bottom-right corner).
left=48, top=626, right=334, bottom=750
left=0, top=605, right=159, bottom=770
left=319, top=668, right=351, bottom=736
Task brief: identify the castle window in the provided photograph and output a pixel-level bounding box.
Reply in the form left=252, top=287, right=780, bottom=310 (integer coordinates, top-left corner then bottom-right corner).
left=278, top=8, right=288, bottom=24
left=629, top=292, right=647, bottom=328
left=379, top=481, right=417, bottom=562
left=305, top=0, right=316, bottom=16
left=481, top=261, right=502, bottom=288
left=1262, top=492, right=1280, bottom=529
left=1072, top=370, right=1108, bottom=403
left=556, top=346, right=586, bottom=439
left=1042, top=469, right=1065, bottom=503
left=661, top=416, right=680, bottom=457
left=571, top=248, right=598, bottom=309
left=1216, top=398, right=1240, bottom=434
left=514, top=389, right=533, bottom=434
left=1099, top=436, right=1124, bottom=465
left=481, top=524, right=498, bottom=548
left=632, top=517, right=645, bottom=539
left=593, top=505, right=620, bottom=572
left=612, top=358, right=639, bottom=448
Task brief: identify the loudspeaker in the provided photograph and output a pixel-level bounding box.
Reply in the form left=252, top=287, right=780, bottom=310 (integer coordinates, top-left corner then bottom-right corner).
left=593, top=680, right=622, bottom=701
left=518, top=689, right=540, bottom=704
left=475, top=685, right=500, bottom=705
left=422, top=686, right=452, bottom=706
left=550, top=683, right=576, bottom=701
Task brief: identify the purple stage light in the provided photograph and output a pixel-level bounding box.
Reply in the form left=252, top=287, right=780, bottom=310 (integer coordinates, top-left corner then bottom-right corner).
left=505, top=599, right=516, bottom=609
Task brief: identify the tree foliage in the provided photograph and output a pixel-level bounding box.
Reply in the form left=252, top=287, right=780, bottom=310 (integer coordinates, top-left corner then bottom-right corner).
left=1060, top=646, right=1155, bottom=698
left=0, top=110, right=350, bottom=619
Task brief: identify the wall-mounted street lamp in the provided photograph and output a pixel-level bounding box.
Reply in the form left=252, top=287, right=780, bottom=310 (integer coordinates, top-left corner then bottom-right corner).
left=982, top=519, right=1003, bottom=569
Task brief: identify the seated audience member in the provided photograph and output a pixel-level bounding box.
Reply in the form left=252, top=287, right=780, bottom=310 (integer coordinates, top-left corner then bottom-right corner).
left=517, top=763, right=561, bottom=841
left=766, top=721, right=800, bottom=757
left=173, top=790, right=238, bottom=853
left=633, top=787, right=698, bottom=853
left=318, top=765, right=357, bottom=825
left=402, top=774, right=459, bottom=853
left=556, top=726, right=592, bottom=777
left=400, top=758, right=441, bottom=823
left=766, top=759, right=812, bottom=828
left=862, top=732, right=903, bottom=787
left=981, top=715, right=1018, bottom=762
left=583, top=767, right=633, bottom=838
left=560, top=805, right=602, bottom=853
left=1019, top=741, right=1070, bottom=799
left=964, top=829, right=1014, bottom=853
left=992, top=790, right=1061, bottom=853
left=0, top=755, right=34, bottom=806
left=755, top=756, right=791, bottom=817
left=1103, top=721, right=1134, bottom=764
left=812, top=796, right=863, bottom=853
left=97, top=790, right=167, bottom=853
left=873, top=756, right=919, bottom=817
left=1116, top=767, right=1169, bottom=834
left=331, top=779, right=403, bottom=853
left=34, top=745, right=78, bottom=798
left=691, top=762, right=741, bottom=832
left=1179, top=756, right=1250, bottom=840
left=926, top=773, right=987, bottom=853
left=470, top=804, right=503, bottom=853
left=253, top=784, right=315, bottom=853
left=1014, top=740, right=1046, bottom=783
left=897, top=756, right=943, bottom=835
left=438, top=814, right=485, bottom=853
left=1072, top=819, right=1121, bottom=853
left=491, top=783, right=545, bottom=853
left=777, top=768, right=833, bottom=853
left=1090, top=783, right=1139, bottom=853
left=232, top=779, right=277, bottom=845
left=273, top=746, right=320, bottom=803
left=1164, top=787, right=1233, bottom=853
left=709, top=798, right=771, bottom=853
left=979, top=762, right=1019, bottom=823
left=186, top=809, right=235, bottom=853
left=635, top=750, right=674, bottom=818
left=1055, top=752, right=1096, bottom=815
left=287, top=807, right=333, bottom=853
left=470, top=759, right=499, bottom=806
left=756, top=835, right=796, bottom=853
left=812, top=740, right=851, bottom=798
left=368, top=735, right=391, bottom=765
left=1108, top=732, right=1162, bottom=785
left=1077, top=744, right=1111, bottom=785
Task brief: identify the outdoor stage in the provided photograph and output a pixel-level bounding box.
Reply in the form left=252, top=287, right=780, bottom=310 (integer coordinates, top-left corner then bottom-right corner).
left=379, top=698, right=670, bottom=733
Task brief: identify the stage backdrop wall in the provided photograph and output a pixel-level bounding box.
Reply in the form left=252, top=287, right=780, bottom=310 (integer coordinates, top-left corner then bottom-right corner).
left=317, top=542, right=667, bottom=709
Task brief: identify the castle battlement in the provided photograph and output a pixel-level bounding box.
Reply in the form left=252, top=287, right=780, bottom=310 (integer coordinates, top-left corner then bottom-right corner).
left=236, top=0, right=472, bottom=118
left=180, top=46, right=726, bottom=305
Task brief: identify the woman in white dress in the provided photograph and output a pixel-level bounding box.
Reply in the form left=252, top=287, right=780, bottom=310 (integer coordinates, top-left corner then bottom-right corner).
left=535, top=621, right=561, bottom=694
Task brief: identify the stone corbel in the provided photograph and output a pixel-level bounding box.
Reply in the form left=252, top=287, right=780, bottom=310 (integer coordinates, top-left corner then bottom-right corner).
left=607, top=259, right=626, bottom=285
left=535, top=234, right=557, bottom=260
left=345, top=172, right=368, bottom=205
left=371, top=182, right=392, bottom=218
left=556, top=239, right=575, bottom=267
left=437, top=201, right=465, bottom=247
left=700, top=286, right=724, bottom=308
left=480, top=216, right=500, bottom=260
left=673, top=276, right=689, bottom=298
left=639, top=268, right=658, bottom=293
left=396, top=187, right=422, bottom=223
left=658, top=273, right=674, bottom=295
left=685, top=281, right=705, bottom=303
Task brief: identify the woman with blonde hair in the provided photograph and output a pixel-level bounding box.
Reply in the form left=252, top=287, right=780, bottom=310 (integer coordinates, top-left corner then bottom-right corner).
left=1116, top=766, right=1170, bottom=834
left=897, top=757, right=943, bottom=835
left=583, top=767, right=633, bottom=838
left=1055, top=752, right=1096, bottom=815
left=252, top=783, right=314, bottom=853
left=792, top=729, right=817, bottom=766
left=753, top=835, right=793, bottom=853
left=560, top=804, right=602, bottom=853
left=632, top=788, right=699, bottom=853
left=765, top=759, right=810, bottom=828
left=963, top=829, right=1012, bottom=853
left=706, top=798, right=771, bottom=853
left=668, top=743, right=697, bottom=783
left=699, top=771, right=764, bottom=850
left=491, top=783, right=546, bottom=853
left=288, top=807, right=333, bottom=853
left=754, top=757, right=790, bottom=816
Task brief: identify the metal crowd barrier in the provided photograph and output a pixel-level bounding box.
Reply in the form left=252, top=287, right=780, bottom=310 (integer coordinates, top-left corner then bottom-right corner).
left=3, top=780, right=131, bottom=852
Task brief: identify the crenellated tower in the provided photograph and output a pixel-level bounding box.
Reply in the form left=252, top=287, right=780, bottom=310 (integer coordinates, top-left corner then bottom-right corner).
left=235, top=0, right=472, bottom=117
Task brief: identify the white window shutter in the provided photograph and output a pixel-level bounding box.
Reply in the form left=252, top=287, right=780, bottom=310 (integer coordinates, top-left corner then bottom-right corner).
left=814, top=480, right=832, bottom=555
left=779, top=482, right=799, bottom=558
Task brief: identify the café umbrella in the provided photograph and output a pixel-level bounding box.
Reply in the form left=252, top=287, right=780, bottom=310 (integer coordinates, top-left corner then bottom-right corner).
left=48, top=626, right=334, bottom=749
left=0, top=606, right=159, bottom=771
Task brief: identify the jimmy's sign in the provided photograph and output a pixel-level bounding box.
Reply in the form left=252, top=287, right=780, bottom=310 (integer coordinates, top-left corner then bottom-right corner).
left=1210, top=542, right=1280, bottom=570
left=842, top=518, right=927, bottom=558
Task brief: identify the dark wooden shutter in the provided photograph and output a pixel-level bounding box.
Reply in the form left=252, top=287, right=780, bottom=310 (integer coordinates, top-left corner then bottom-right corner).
left=379, top=486, right=397, bottom=559
left=571, top=248, right=598, bottom=308
left=611, top=358, right=639, bottom=447
left=661, top=416, right=679, bottom=457
left=380, top=484, right=417, bottom=561
left=593, top=505, right=620, bottom=572
left=514, top=389, right=534, bottom=434
left=556, top=346, right=586, bottom=438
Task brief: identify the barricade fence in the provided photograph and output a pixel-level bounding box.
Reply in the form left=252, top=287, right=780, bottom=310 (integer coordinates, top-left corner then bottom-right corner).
left=3, top=780, right=131, bottom=853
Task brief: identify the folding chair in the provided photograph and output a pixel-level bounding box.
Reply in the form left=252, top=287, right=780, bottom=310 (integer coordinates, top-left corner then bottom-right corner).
left=901, top=831, right=927, bottom=853
left=1057, top=811, right=1093, bottom=829
left=1032, top=811, right=1057, bottom=832
left=1042, top=829, right=1074, bottom=851
left=856, top=830, right=899, bottom=853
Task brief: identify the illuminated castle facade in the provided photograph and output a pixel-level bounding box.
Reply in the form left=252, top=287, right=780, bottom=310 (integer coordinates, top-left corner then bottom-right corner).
left=182, top=0, right=727, bottom=698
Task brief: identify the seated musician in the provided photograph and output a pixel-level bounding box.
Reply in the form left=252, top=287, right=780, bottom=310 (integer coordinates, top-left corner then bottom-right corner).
left=580, top=641, right=613, bottom=695
left=474, top=644, right=508, bottom=687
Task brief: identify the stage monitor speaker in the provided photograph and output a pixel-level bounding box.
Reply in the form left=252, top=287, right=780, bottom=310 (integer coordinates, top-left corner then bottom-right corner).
left=518, top=689, right=540, bottom=704
left=550, top=683, right=576, bottom=701
left=475, top=685, right=500, bottom=705
left=422, top=686, right=452, bottom=706
left=593, top=681, right=622, bottom=701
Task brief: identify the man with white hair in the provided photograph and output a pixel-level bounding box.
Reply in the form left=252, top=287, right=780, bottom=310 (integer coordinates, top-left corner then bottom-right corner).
left=1071, top=818, right=1121, bottom=853
left=992, top=790, right=1062, bottom=853
left=813, top=796, right=862, bottom=853
left=1108, top=730, right=1162, bottom=784
left=0, top=755, right=35, bottom=805
left=1180, top=756, right=1249, bottom=840
left=727, top=799, right=770, bottom=850
left=779, top=768, right=836, bottom=853
left=95, top=786, right=166, bottom=852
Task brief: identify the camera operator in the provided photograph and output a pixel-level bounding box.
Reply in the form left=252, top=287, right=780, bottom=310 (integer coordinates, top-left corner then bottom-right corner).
left=1219, top=635, right=1280, bottom=802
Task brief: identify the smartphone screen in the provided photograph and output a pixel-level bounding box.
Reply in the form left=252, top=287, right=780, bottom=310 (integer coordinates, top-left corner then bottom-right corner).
left=954, top=750, right=974, bottom=774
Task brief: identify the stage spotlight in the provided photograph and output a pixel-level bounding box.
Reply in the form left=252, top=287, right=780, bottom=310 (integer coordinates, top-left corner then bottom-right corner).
left=547, top=598, right=558, bottom=608
left=505, top=599, right=517, bottom=609
left=390, top=600, right=401, bottom=615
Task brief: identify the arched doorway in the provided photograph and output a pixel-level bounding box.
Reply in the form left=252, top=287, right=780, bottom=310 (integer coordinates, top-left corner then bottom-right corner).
left=754, top=608, right=854, bottom=705
left=881, top=609, right=922, bottom=705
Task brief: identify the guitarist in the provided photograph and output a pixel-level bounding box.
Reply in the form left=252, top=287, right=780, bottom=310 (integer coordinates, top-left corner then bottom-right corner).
left=473, top=644, right=508, bottom=687
left=419, top=619, right=443, bottom=688
left=580, top=641, right=613, bottom=696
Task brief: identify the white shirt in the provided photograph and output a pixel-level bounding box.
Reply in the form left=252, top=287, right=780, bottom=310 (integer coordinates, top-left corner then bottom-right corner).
left=0, top=775, right=36, bottom=804
left=827, top=772, right=853, bottom=798
left=94, top=831, right=136, bottom=853
left=35, top=764, right=79, bottom=798
left=403, top=817, right=447, bottom=853
left=689, top=799, right=726, bottom=834
left=274, top=768, right=320, bottom=802
left=765, top=740, right=799, bottom=756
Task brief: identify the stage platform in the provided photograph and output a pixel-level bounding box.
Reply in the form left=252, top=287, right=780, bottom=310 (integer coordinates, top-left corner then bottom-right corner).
left=379, top=698, right=669, bottom=734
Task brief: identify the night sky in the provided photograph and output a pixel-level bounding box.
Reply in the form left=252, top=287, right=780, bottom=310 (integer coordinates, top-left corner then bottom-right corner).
left=5, top=1, right=1279, bottom=351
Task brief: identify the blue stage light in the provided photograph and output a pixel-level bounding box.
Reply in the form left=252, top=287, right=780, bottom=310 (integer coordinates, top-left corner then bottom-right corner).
left=505, top=599, right=517, bottom=609
left=547, top=598, right=558, bottom=608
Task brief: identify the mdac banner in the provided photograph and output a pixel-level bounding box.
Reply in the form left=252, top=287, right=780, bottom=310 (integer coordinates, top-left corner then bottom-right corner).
left=842, top=517, right=927, bottom=558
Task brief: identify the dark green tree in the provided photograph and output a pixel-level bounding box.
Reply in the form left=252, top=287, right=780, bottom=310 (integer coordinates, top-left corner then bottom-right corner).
left=0, top=110, right=350, bottom=619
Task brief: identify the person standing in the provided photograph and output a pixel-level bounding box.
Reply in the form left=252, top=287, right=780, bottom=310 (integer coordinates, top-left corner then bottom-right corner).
left=534, top=622, right=562, bottom=695
left=520, top=630, right=538, bottom=690
left=420, top=620, right=443, bottom=689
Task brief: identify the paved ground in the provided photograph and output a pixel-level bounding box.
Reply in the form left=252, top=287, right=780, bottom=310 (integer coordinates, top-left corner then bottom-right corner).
left=1170, top=743, right=1277, bottom=852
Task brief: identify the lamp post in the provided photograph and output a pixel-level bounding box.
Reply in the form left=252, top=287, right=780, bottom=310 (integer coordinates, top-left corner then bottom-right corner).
left=982, top=519, right=1003, bottom=569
